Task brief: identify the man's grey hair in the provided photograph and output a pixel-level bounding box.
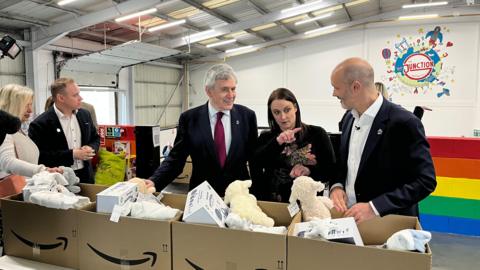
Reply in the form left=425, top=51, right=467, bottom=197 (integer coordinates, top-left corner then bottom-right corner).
left=204, top=63, right=237, bottom=89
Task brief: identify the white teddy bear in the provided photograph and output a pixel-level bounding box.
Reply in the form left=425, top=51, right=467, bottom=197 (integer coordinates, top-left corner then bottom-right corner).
left=289, top=176, right=333, bottom=221
left=224, top=180, right=274, bottom=227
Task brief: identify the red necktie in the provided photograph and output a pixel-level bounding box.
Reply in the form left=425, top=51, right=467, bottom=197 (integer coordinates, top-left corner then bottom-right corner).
left=214, top=111, right=226, bottom=168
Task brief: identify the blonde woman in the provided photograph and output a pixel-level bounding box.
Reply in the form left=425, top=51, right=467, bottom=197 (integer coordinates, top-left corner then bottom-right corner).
left=0, top=84, right=61, bottom=182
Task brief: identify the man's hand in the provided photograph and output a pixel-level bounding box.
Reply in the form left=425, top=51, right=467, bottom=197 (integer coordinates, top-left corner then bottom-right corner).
left=344, top=202, right=376, bottom=223
left=73, top=146, right=95, bottom=161
left=145, top=179, right=155, bottom=189
left=330, top=187, right=348, bottom=213
left=290, top=164, right=310, bottom=178
left=276, top=127, right=302, bottom=145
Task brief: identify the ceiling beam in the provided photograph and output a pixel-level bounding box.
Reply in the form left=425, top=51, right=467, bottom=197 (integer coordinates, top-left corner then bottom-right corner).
left=342, top=3, right=352, bottom=21
left=161, top=0, right=350, bottom=48
left=247, top=0, right=298, bottom=35
left=0, top=0, right=24, bottom=11
left=0, top=12, right=50, bottom=26
left=30, top=0, right=175, bottom=50
left=181, top=0, right=270, bottom=42
left=201, top=6, right=480, bottom=60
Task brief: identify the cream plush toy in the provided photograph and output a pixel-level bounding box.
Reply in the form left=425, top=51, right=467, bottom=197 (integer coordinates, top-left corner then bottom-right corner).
left=128, top=178, right=156, bottom=194
left=224, top=180, right=274, bottom=227
left=289, top=176, right=333, bottom=221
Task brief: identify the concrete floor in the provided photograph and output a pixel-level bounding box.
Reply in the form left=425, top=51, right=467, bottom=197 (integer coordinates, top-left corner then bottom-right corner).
left=430, top=232, right=480, bottom=270
left=163, top=182, right=480, bottom=270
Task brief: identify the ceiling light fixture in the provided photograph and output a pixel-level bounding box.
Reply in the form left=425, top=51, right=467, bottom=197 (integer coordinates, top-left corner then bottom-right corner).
left=186, top=29, right=218, bottom=43
left=206, top=39, right=237, bottom=48
left=402, top=1, right=448, bottom=9
left=281, top=0, right=324, bottom=15
left=295, top=12, right=333, bottom=26
left=115, top=8, right=157, bottom=22
left=225, top=45, right=254, bottom=54
left=398, top=14, right=439, bottom=20
left=304, top=24, right=337, bottom=35
left=148, top=19, right=186, bottom=32
left=57, top=0, right=78, bottom=6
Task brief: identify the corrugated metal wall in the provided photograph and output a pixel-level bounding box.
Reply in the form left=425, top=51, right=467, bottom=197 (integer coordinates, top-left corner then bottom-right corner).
left=134, top=64, right=182, bottom=127
left=0, top=49, right=25, bottom=86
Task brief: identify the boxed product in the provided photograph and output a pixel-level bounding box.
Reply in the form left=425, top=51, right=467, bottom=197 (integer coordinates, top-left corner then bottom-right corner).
left=77, top=193, right=185, bottom=270
left=287, top=212, right=432, bottom=270
left=96, top=182, right=138, bottom=213
left=1, top=184, right=106, bottom=269
left=182, top=181, right=229, bottom=227
left=172, top=200, right=291, bottom=270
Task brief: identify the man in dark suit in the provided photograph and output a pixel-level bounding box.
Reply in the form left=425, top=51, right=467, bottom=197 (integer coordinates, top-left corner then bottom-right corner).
left=330, top=57, right=436, bottom=223
left=145, top=64, right=258, bottom=196
left=29, top=78, right=100, bottom=183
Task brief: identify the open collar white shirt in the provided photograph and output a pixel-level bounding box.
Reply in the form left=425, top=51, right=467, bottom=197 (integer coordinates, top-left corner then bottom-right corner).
left=54, top=103, right=83, bottom=170
left=345, top=94, right=383, bottom=209
left=208, top=102, right=232, bottom=155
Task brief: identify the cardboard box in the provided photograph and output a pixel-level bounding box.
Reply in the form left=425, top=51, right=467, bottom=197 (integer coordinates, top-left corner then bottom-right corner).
left=287, top=213, right=432, bottom=270
left=182, top=181, right=229, bottom=227
left=1, top=184, right=105, bottom=269
left=173, top=200, right=291, bottom=270
left=77, top=193, right=185, bottom=270
left=96, top=182, right=138, bottom=213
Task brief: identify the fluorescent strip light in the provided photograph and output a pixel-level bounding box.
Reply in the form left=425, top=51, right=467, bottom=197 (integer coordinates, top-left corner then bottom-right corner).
left=206, top=39, right=236, bottom=48
left=225, top=45, right=254, bottom=54
left=345, top=0, right=370, bottom=7
left=281, top=0, right=324, bottom=14
left=58, top=0, right=78, bottom=5
left=398, top=14, right=439, bottom=20
left=403, top=1, right=448, bottom=9
left=304, top=24, right=337, bottom=35
left=187, top=29, right=218, bottom=43
left=115, top=8, right=157, bottom=22
left=295, top=12, right=333, bottom=26
left=148, top=20, right=186, bottom=32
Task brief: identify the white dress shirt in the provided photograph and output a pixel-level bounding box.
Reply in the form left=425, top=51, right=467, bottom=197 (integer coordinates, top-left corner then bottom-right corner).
left=345, top=94, right=383, bottom=213
left=54, top=104, right=83, bottom=170
left=208, top=102, right=232, bottom=155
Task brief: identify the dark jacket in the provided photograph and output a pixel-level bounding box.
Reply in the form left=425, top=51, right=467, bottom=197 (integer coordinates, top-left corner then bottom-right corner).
left=251, top=124, right=336, bottom=202
left=334, top=99, right=436, bottom=216
left=150, top=102, right=258, bottom=196
left=28, top=107, right=100, bottom=183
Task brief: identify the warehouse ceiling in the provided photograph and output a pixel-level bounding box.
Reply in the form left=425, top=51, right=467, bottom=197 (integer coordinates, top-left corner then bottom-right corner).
left=1, top=0, right=480, bottom=64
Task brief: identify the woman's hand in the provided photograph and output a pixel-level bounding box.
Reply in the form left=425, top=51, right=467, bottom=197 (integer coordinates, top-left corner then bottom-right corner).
left=46, top=167, right=64, bottom=174
left=276, top=127, right=301, bottom=145
left=289, top=164, right=311, bottom=178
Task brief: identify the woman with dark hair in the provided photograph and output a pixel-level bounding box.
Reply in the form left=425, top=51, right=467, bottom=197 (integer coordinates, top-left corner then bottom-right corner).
left=251, top=88, right=336, bottom=202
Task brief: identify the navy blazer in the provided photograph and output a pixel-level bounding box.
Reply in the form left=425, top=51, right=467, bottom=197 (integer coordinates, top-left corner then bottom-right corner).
left=334, top=99, right=436, bottom=217
left=150, top=102, right=258, bottom=196
left=28, top=107, right=100, bottom=181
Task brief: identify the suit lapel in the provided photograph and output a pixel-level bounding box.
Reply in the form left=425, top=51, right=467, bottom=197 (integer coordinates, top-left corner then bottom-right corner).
left=199, top=103, right=217, bottom=163
left=48, top=108, right=69, bottom=148
left=340, top=112, right=353, bottom=165
left=357, top=100, right=390, bottom=176
left=76, top=110, right=88, bottom=145
left=225, top=105, right=239, bottom=167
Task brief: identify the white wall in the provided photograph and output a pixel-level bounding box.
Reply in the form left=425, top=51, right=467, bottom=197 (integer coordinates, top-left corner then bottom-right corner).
left=190, top=19, right=480, bottom=137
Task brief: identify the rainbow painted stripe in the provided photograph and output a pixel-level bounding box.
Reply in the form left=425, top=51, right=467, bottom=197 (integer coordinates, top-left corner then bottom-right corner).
left=419, top=137, right=480, bottom=236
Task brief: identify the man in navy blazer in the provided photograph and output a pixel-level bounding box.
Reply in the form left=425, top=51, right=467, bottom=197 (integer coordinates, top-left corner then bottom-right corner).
left=330, top=58, right=436, bottom=223
left=29, top=78, right=99, bottom=183
left=146, top=64, right=258, bottom=196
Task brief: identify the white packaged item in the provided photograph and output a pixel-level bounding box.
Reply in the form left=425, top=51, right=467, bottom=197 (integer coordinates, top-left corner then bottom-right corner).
left=96, top=182, right=138, bottom=213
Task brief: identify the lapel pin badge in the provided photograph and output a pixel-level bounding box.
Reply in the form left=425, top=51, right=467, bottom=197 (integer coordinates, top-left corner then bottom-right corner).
left=236, top=120, right=240, bottom=125
left=56, top=128, right=61, bottom=133
left=377, top=129, right=383, bottom=135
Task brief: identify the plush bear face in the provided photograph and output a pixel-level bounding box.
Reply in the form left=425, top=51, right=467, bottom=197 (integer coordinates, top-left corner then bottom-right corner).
left=224, top=180, right=252, bottom=204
